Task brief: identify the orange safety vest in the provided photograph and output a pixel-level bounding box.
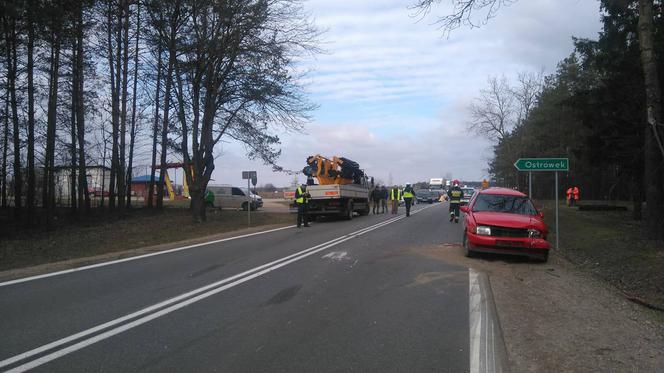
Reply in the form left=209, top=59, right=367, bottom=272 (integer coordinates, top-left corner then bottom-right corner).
left=573, top=187, right=580, bottom=200
left=566, top=188, right=573, bottom=199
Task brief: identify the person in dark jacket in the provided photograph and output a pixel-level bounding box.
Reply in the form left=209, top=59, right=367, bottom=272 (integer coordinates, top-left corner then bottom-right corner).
left=380, top=185, right=388, bottom=213
left=447, top=180, right=464, bottom=223
left=403, top=182, right=415, bottom=217
left=372, top=185, right=382, bottom=214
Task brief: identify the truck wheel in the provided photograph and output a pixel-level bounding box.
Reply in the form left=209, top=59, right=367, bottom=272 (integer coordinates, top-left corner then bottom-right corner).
left=345, top=201, right=354, bottom=220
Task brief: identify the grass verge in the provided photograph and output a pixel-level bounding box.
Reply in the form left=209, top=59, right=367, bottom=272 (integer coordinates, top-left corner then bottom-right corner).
left=541, top=201, right=664, bottom=310
left=0, top=208, right=294, bottom=272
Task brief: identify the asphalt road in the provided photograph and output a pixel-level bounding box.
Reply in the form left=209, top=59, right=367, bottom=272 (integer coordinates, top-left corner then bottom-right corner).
left=0, top=202, right=502, bottom=372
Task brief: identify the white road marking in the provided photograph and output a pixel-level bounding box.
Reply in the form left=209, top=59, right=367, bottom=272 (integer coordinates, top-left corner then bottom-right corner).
left=322, top=251, right=350, bottom=261
left=2, top=210, right=427, bottom=371
left=469, top=269, right=482, bottom=373
left=0, top=225, right=297, bottom=288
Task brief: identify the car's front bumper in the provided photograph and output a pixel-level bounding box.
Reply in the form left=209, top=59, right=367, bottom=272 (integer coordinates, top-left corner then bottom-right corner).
left=466, top=232, right=549, bottom=259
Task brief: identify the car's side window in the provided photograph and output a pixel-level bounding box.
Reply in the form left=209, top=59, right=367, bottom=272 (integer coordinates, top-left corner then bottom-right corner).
left=232, top=187, right=245, bottom=196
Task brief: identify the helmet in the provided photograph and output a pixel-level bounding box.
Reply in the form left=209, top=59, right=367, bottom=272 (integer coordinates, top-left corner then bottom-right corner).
left=406, top=182, right=411, bottom=186
left=453, top=179, right=460, bottom=186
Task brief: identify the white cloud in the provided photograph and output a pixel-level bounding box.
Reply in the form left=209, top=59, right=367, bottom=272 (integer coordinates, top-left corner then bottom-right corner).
left=210, top=0, right=602, bottom=188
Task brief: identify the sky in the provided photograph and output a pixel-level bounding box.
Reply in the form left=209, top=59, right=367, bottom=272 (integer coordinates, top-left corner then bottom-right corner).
left=209, top=0, right=603, bottom=188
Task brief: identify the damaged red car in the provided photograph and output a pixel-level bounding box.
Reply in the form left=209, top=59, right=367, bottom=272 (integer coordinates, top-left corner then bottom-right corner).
left=460, top=187, right=550, bottom=262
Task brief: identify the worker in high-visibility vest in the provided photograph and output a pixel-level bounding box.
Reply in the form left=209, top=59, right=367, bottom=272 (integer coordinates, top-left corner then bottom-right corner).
left=390, top=186, right=402, bottom=215
left=403, top=182, right=415, bottom=217
left=447, top=180, right=464, bottom=223
left=566, top=187, right=574, bottom=207
left=295, top=184, right=311, bottom=228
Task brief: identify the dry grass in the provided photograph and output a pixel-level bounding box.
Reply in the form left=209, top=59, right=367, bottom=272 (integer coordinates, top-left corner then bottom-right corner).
left=0, top=207, right=294, bottom=272
left=541, top=201, right=664, bottom=310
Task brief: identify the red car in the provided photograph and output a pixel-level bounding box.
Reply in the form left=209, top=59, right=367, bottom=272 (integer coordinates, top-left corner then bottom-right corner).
left=460, top=187, right=550, bottom=262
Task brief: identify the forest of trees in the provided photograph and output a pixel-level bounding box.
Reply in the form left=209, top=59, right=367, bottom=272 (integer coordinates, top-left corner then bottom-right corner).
left=0, top=0, right=319, bottom=225
left=416, top=0, right=664, bottom=239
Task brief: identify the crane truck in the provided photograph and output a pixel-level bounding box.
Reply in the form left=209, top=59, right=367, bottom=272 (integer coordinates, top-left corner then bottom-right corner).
left=284, top=155, right=371, bottom=220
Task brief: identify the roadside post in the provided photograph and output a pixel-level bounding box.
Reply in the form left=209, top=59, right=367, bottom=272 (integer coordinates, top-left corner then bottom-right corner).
left=242, top=171, right=257, bottom=227
left=529, top=172, right=532, bottom=198
left=513, top=158, right=569, bottom=249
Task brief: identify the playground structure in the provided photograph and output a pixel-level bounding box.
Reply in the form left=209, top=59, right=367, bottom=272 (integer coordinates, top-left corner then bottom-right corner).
left=153, top=163, right=194, bottom=200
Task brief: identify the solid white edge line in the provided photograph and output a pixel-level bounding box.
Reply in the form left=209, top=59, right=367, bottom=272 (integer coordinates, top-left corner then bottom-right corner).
left=0, top=225, right=297, bottom=288
left=1, top=213, right=408, bottom=369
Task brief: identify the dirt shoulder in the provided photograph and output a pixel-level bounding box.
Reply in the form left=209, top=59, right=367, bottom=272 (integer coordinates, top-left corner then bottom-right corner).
left=415, top=245, right=664, bottom=373
left=0, top=208, right=294, bottom=276
left=542, top=202, right=664, bottom=310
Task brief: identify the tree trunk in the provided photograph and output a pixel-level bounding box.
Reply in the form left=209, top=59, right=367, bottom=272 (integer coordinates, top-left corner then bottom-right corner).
left=75, top=5, right=90, bottom=215
left=107, top=0, right=119, bottom=209
left=45, top=29, right=62, bottom=225
left=637, top=0, right=664, bottom=239
left=156, top=2, right=181, bottom=210
left=5, top=19, right=22, bottom=218
left=126, top=0, right=141, bottom=209
left=70, top=72, right=78, bottom=214
left=27, top=1, right=36, bottom=222
left=190, top=190, right=206, bottom=223
left=148, top=44, right=163, bottom=209
left=1, top=88, right=8, bottom=209
left=118, top=0, right=130, bottom=209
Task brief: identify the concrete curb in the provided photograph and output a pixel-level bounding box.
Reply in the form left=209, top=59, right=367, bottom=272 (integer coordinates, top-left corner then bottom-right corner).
left=469, top=268, right=511, bottom=373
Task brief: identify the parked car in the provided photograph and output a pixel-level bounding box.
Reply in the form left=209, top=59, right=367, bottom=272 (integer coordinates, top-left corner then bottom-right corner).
left=460, top=187, right=550, bottom=262
left=243, top=188, right=264, bottom=209
left=460, top=187, right=476, bottom=205
left=206, top=185, right=261, bottom=210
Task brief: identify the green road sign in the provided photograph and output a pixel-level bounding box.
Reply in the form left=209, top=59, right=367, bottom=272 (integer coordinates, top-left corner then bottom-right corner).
left=514, top=158, right=569, bottom=172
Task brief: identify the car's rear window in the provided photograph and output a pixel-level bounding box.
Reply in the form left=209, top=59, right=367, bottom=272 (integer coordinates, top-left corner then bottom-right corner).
left=472, top=194, right=537, bottom=215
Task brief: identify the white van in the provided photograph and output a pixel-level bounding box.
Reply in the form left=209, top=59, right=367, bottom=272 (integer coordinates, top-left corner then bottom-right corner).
left=206, top=185, right=262, bottom=210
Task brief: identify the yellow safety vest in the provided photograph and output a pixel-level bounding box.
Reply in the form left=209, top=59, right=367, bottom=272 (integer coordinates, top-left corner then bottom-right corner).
left=390, top=188, right=402, bottom=200
left=403, top=189, right=414, bottom=199
left=449, top=190, right=462, bottom=204
left=296, top=187, right=305, bottom=204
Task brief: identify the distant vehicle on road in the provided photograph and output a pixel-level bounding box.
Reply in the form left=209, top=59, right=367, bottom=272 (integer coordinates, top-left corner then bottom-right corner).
left=416, top=190, right=436, bottom=204
left=460, top=187, right=476, bottom=205
left=207, top=185, right=261, bottom=210
left=460, top=187, right=550, bottom=262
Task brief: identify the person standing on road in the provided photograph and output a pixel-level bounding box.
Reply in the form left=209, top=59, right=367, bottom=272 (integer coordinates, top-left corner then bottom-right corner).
left=381, top=185, right=388, bottom=213
left=403, top=182, right=415, bottom=217
left=566, top=187, right=574, bottom=207
left=573, top=186, right=580, bottom=206
left=295, top=184, right=311, bottom=228
left=447, top=180, right=464, bottom=223
left=372, top=185, right=382, bottom=214
left=390, top=186, right=402, bottom=214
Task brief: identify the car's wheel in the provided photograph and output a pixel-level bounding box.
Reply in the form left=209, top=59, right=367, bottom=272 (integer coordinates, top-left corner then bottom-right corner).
left=463, top=233, right=475, bottom=258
